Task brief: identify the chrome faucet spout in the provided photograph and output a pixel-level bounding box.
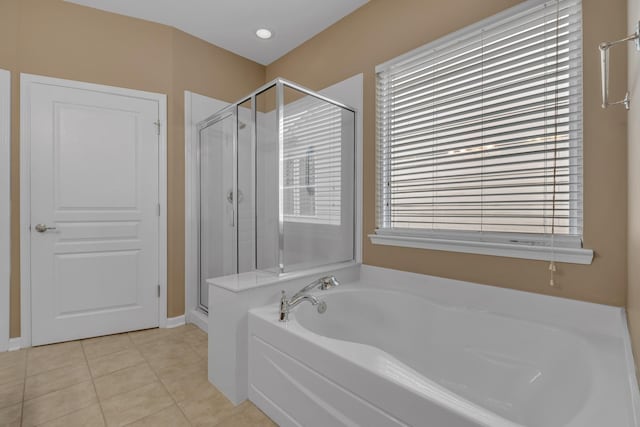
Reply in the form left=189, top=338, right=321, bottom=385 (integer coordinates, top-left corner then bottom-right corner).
left=278, top=275, right=339, bottom=322
left=290, top=276, right=340, bottom=302
left=289, top=293, right=320, bottom=308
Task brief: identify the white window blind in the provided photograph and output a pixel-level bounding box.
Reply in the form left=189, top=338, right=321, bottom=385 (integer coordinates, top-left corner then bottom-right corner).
left=376, top=0, right=583, bottom=246
left=283, top=96, right=343, bottom=225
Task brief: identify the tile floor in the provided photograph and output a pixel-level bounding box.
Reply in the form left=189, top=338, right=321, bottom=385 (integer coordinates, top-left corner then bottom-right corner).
left=0, top=324, right=277, bottom=426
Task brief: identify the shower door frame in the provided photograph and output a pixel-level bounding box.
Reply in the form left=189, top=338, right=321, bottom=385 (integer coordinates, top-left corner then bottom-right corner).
left=196, top=105, right=239, bottom=313
left=244, top=78, right=358, bottom=274
left=194, top=78, right=358, bottom=313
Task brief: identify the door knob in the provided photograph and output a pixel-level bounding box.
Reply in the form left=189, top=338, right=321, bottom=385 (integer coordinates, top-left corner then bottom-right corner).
left=34, top=224, right=56, bottom=233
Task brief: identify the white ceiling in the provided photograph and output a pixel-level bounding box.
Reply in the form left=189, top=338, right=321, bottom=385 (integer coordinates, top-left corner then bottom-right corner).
left=65, top=0, right=369, bottom=65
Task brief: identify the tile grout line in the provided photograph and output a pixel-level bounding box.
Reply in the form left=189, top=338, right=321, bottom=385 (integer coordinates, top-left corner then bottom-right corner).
left=8, top=327, right=205, bottom=427
left=130, top=328, right=195, bottom=427
left=23, top=390, right=96, bottom=427
left=23, top=341, right=85, bottom=380
left=89, top=360, right=147, bottom=382
left=20, top=349, right=27, bottom=427
left=82, top=333, right=137, bottom=364
left=21, top=367, right=89, bottom=403
left=20, top=345, right=98, bottom=427
left=89, top=334, right=166, bottom=425
left=180, top=328, right=245, bottom=427
left=169, top=328, right=253, bottom=427
left=86, top=349, right=146, bottom=381
left=80, top=340, right=109, bottom=427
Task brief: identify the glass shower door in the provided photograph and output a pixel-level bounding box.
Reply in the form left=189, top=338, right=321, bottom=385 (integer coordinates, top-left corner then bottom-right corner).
left=198, top=111, right=236, bottom=312
left=196, top=78, right=356, bottom=312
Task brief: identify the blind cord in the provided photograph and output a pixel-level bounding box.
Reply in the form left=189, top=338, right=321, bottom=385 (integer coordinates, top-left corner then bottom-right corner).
left=549, top=0, right=561, bottom=287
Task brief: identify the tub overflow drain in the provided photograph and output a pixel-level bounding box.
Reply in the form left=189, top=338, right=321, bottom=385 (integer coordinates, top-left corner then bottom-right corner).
left=317, top=301, right=327, bottom=314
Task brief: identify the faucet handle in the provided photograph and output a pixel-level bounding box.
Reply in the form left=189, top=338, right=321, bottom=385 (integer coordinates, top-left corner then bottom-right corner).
left=279, top=290, right=288, bottom=322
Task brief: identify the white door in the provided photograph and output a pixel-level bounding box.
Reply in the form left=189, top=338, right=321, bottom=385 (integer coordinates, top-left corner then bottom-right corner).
left=28, top=79, right=161, bottom=346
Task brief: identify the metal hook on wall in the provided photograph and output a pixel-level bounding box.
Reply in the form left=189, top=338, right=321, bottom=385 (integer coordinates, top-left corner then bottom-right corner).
left=599, top=21, right=640, bottom=110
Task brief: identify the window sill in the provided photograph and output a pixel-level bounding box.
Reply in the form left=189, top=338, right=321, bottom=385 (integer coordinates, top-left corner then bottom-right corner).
left=368, top=231, right=594, bottom=265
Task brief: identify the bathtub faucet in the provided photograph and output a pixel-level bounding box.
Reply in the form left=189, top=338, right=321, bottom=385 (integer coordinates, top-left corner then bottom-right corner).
left=294, top=276, right=340, bottom=297
left=279, top=276, right=339, bottom=322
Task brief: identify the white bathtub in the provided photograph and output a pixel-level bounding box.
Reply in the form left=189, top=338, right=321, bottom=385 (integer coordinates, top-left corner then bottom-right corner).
left=248, top=269, right=639, bottom=427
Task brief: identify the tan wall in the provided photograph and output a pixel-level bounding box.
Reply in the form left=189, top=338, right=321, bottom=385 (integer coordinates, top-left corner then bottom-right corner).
left=266, top=0, right=629, bottom=306
left=0, top=0, right=20, bottom=340
left=1, top=0, right=630, bottom=339
left=1, top=0, right=265, bottom=337
left=627, top=0, right=640, bottom=364
left=168, top=31, right=265, bottom=318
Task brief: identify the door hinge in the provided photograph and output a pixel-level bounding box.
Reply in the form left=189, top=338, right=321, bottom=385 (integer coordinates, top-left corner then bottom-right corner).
left=154, top=121, right=161, bottom=136
left=157, top=284, right=161, bottom=298
left=157, top=204, right=161, bottom=216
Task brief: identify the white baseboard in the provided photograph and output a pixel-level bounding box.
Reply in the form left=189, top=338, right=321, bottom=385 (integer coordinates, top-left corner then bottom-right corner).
left=8, top=337, right=22, bottom=351
left=165, top=315, right=186, bottom=329
left=187, top=308, right=208, bottom=333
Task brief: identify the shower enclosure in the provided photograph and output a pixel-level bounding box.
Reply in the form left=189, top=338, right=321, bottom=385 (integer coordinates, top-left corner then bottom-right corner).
left=197, top=78, right=356, bottom=312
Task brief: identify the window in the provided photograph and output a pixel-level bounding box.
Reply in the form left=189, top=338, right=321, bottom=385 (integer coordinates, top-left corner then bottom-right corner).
left=373, top=0, right=592, bottom=263
left=283, top=96, right=343, bottom=225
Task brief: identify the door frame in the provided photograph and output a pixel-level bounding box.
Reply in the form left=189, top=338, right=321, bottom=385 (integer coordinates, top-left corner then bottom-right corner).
left=0, top=69, right=10, bottom=352
left=20, top=73, right=168, bottom=348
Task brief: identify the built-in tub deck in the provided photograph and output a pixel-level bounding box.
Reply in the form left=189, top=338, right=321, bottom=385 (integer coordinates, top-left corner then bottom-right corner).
left=247, top=267, right=639, bottom=427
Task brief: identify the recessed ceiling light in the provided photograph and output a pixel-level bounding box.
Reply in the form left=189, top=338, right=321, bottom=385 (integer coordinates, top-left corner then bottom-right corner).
left=256, top=28, right=273, bottom=40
